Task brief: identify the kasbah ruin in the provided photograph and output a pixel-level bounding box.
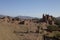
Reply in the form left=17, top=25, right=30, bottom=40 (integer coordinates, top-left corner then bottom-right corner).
left=0, top=14, right=58, bottom=40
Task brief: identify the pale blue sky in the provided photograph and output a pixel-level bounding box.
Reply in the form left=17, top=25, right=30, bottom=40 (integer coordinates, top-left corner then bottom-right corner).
left=0, top=0, right=60, bottom=18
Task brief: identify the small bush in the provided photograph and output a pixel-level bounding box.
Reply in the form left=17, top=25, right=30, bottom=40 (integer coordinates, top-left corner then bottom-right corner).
left=47, top=25, right=59, bottom=31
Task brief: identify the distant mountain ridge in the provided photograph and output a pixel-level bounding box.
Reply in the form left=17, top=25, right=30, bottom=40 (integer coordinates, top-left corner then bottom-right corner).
left=15, top=16, right=39, bottom=19
left=0, top=15, right=39, bottom=19
left=0, top=15, right=5, bottom=18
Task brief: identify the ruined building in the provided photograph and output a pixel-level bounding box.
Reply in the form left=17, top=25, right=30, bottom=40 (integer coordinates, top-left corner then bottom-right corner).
left=42, top=14, right=55, bottom=25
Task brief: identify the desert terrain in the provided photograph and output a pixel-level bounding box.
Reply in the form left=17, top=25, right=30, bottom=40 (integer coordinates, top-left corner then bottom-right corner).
left=0, top=14, right=60, bottom=40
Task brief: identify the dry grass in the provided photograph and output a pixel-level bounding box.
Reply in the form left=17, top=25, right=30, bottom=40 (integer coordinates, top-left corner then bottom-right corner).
left=0, top=22, right=43, bottom=40
left=0, top=23, right=20, bottom=40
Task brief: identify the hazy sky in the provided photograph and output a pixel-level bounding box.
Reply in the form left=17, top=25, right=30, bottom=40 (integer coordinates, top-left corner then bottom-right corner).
left=0, top=0, right=60, bottom=18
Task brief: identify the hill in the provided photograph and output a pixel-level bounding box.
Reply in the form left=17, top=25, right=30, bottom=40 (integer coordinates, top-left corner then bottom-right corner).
left=56, top=17, right=60, bottom=20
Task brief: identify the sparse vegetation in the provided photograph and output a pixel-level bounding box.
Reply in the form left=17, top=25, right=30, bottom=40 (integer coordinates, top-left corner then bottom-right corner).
left=55, top=19, right=60, bottom=26
left=47, top=25, right=59, bottom=31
